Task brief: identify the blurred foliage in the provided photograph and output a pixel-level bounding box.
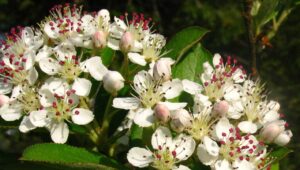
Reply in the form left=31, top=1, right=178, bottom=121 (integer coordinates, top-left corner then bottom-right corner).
left=0, top=0, right=299, bottom=169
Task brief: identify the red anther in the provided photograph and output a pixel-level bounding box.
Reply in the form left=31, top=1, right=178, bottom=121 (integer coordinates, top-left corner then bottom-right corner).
left=172, top=151, right=176, bottom=157
left=75, top=110, right=79, bottom=115
left=222, top=132, right=226, bottom=137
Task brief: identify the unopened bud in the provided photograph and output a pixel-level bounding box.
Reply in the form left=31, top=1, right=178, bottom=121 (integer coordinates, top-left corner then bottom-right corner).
left=260, top=121, right=285, bottom=143
left=120, top=31, right=134, bottom=52
left=93, top=31, right=107, bottom=48
left=153, top=58, right=175, bottom=82
left=170, top=119, right=185, bottom=133
left=274, top=130, right=292, bottom=146
left=103, top=71, right=125, bottom=95
left=213, top=100, right=229, bottom=117
left=170, top=109, right=192, bottom=132
left=0, top=95, right=9, bottom=107
left=154, top=103, right=170, bottom=123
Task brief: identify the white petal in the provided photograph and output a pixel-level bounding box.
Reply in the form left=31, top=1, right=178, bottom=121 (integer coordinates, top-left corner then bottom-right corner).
left=0, top=95, right=9, bottom=107
left=232, top=160, right=256, bottom=170
left=0, top=81, right=12, bottom=95
left=19, top=116, right=36, bottom=133
left=238, top=121, right=257, bottom=134
left=274, top=130, right=292, bottom=146
left=44, top=21, right=59, bottom=39
left=223, top=84, right=242, bottom=101
left=214, top=160, right=232, bottom=170
left=10, top=85, right=22, bottom=101
left=232, top=68, right=246, bottom=83
left=72, top=78, right=92, bottom=97
left=29, top=110, right=49, bottom=127
left=202, top=136, right=219, bottom=156
left=83, top=56, right=108, bottom=81
left=27, top=67, right=38, bottom=85
left=133, top=71, right=153, bottom=93
left=24, top=52, right=35, bottom=70
left=159, top=101, right=187, bottom=110
left=128, top=52, right=147, bottom=66
left=182, top=79, right=203, bottom=95
left=39, top=57, right=61, bottom=75
left=54, top=42, right=76, bottom=61
left=0, top=104, right=22, bottom=121
left=163, top=79, right=183, bottom=99
left=114, top=17, right=127, bottom=30
left=71, top=108, right=94, bottom=125
left=45, top=78, right=69, bottom=96
left=36, top=46, right=53, bottom=62
left=262, top=110, right=279, bottom=124
left=172, top=165, right=191, bottom=170
left=112, top=97, right=140, bottom=110
left=212, top=53, right=222, bottom=67
left=39, top=89, right=55, bottom=107
left=151, top=126, right=173, bottom=150
left=107, top=37, right=120, bottom=50
left=215, top=117, right=233, bottom=141
left=133, top=108, right=154, bottom=127
left=197, top=143, right=218, bottom=166
left=172, top=134, right=196, bottom=160
left=127, top=147, right=153, bottom=168
left=50, top=121, right=69, bottom=144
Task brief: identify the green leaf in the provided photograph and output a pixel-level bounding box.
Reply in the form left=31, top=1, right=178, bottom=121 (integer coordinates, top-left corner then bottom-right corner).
left=21, top=143, right=125, bottom=169
left=130, top=123, right=143, bottom=147
left=270, top=162, right=279, bottom=170
left=100, top=47, right=115, bottom=66
left=255, top=0, right=279, bottom=27
left=163, top=26, right=209, bottom=62
left=269, top=147, right=292, bottom=162
left=68, top=123, right=88, bottom=134
left=172, top=43, right=212, bottom=82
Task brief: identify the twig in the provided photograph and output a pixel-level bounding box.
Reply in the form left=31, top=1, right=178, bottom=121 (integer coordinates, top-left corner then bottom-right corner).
left=242, top=0, right=258, bottom=76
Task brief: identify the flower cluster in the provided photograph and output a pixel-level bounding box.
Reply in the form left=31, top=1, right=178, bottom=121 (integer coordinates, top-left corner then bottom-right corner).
left=0, top=4, right=292, bottom=169
left=121, top=54, right=292, bottom=170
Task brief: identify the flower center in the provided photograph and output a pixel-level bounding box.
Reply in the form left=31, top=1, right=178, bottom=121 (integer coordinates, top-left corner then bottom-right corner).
left=152, top=148, right=176, bottom=170
left=17, top=88, right=41, bottom=114
left=219, top=128, right=265, bottom=164
left=58, top=55, right=82, bottom=81
left=186, top=115, right=212, bottom=141
left=48, top=90, right=76, bottom=122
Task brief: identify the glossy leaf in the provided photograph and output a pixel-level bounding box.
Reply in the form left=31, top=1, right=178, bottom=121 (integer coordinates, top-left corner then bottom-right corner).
left=21, top=143, right=125, bottom=169
left=172, top=43, right=212, bottom=83
left=163, top=26, right=209, bottom=62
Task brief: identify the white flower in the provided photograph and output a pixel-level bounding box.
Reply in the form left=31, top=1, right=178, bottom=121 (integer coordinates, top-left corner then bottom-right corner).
left=127, top=126, right=195, bottom=170
left=0, top=85, right=42, bottom=133
left=112, top=70, right=185, bottom=127
left=127, top=34, right=167, bottom=66
left=103, top=71, right=124, bottom=95
left=237, top=80, right=280, bottom=134
left=29, top=79, right=94, bottom=143
left=183, top=94, right=215, bottom=141
left=107, top=13, right=152, bottom=52
left=197, top=118, right=267, bottom=170
left=0, top=40, right=38, bottom=94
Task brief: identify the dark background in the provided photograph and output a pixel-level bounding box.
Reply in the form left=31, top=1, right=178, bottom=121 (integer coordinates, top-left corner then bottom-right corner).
left=0, top=0, right=299, bottom=169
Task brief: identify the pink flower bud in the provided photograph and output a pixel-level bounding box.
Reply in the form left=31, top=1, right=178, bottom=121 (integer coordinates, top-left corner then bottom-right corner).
left=0, top=95, right=9, bottom=107
left=260, top=120, right=285, bottom=143
left=153, top=58, right=175, bottom=82
left=213, top=100, right=229, bottom=117
left=120, top=31, right=134, bottom=52
left=154, top=103, right=170, bottom=123
left=103, top=71, right=125, bottom=95
left=93, top=31, right=107, bottom=48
